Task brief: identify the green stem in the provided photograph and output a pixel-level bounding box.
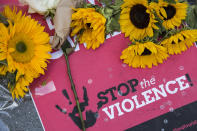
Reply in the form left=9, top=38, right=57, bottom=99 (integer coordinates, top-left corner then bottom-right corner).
left=63, top=51, right=86, bottom=131
left=158, top=30, right=172, bottom=44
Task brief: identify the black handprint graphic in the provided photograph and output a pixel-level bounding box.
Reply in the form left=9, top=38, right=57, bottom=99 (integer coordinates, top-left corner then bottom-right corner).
left=56, top=87, right=98, bottom=130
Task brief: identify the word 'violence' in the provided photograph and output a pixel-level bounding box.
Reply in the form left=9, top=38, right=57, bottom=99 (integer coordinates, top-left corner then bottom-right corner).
left=101, top=75, right=192, bottom=119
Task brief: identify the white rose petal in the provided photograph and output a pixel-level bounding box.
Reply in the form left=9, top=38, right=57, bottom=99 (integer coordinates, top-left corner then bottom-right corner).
left=20, top=0, right=60, bottom=14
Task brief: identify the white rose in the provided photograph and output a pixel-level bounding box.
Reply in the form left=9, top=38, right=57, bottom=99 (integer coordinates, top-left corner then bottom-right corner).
left=19, top=0, right=60, bottom=14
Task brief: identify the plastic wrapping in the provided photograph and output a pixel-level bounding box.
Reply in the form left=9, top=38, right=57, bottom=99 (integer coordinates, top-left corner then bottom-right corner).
left=0, top=77, right=18, bottom=111
left=0, top=77, right=32, bottom=111
left=0, top=3, right=34, bottom=111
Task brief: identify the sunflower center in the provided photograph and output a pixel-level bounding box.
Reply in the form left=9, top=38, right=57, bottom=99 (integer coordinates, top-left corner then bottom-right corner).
left=86, top=23, right=91, bottom=28
left=86, top=23, right=93, bottom=30
left=129, top=4, right=150, bottom=29
left=171, top=41, right=176, bottom=44
left=163, top=5, right=176, bottom=20
left=8, top=33, right=35, bottom=63
left=16, top=41, right=27, bottom=53
left=141, top=48, right=152, bottom=56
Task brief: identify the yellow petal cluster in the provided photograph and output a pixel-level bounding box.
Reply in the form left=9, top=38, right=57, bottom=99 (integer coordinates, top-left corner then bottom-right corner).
left=2, top=5, right=23, bottom=22
left=119, top=0, right=158, bottom=41
left=71, top=8, right=106, bottom=50
left=0, top=65, right=7, bottom=75
left=161, top=30, right=197, bottom=55
left=120, top=42, right=169, bottom=68
left=0, top=6, right=51, bottom=99
left=152, top=0, right=188, bottom=29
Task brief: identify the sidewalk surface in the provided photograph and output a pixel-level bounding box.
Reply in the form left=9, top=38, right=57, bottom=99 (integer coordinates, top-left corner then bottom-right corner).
left=0, top=99, right=43, bottom=131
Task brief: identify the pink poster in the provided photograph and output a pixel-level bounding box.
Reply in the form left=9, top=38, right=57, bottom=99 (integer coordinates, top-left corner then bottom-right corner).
left=2, top=0, right=197, bottom=130
left=30, top=34, right=197, bottom=131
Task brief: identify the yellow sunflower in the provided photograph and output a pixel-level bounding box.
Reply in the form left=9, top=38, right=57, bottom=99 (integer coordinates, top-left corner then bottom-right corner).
left=2, top=6, right=23, bottom=22
left=161, top=29, right=197, bottom=55
left=71, top=8, right=106, bottom=50
left=10, top=73, right=32, bottom=99
left=0, top=8, right=51, bottom=80
left=152, top=0, right=188, bottom=29
left=120, top=42, right=169, bottom=68
left=119, top=0, right=158, bottom=41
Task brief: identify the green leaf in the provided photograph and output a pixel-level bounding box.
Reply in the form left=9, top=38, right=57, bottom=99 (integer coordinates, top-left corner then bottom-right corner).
left=98, top=0, right=123, bottom=6
left=186, top=5, right=197, bottom=29
left=44, top=9, right=56, bottom=19
left=99, top=0, right=122, bottom=35
left=114, top=0, right=124, bottom=6
left=41, top=80, right=47, bottom=86
left=149, top=0, right=158, bottom=3
left=105, top=18, right=112, bottom=34
left=110, top=18, right=120, bottom=32
left=85, top=0, right=123, bottom=35
left=163, top=0, right=176, bottom=4
left=98, top=0, right=112, bottom=5
left=152, top=29, right=160, bottom=42
left=109, top=13, right=121, bottom=32
left=61, top=40, right=75, bottom=56
left=104, top=7, right=114, bottom=17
